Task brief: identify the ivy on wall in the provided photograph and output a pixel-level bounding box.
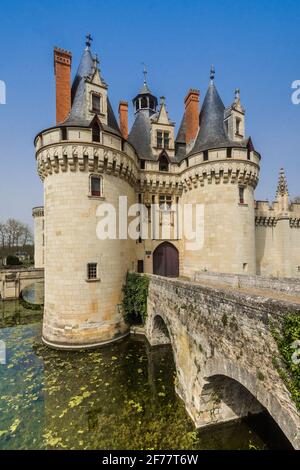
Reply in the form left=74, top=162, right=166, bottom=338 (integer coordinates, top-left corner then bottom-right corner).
left=272, top=314, right=300, bottom=411
left=122, top=273, right=149, bottom=325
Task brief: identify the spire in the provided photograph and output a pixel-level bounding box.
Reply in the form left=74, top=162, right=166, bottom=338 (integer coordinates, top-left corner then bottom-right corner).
left=191, top=75, right=229, bottom=154
left=139, top=63, right=152, bottom=94
left=276, top=168, right=289, bottom=198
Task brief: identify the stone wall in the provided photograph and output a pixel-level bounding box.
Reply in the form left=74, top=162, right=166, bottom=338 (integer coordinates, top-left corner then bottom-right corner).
left=193, top=270, right=300, bottom=296
left=42, top=170, right=136, bottom=348
left=145, top=274, right=300, bottom=448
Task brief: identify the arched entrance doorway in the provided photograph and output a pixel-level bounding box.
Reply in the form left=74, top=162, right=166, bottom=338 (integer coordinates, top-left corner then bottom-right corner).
left=153, top=242, right=179, bottom=277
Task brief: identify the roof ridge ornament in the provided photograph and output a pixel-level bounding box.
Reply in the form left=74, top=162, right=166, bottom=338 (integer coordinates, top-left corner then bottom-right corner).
left=85, top=33, right=93, bottom=49
left=142, top=62, right=148, bottom=87
left=210, top=65, right=215, bottom=84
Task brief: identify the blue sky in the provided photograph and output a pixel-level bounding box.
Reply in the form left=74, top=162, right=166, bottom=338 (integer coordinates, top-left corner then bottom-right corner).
left=0, top=0, right=299, bottom=226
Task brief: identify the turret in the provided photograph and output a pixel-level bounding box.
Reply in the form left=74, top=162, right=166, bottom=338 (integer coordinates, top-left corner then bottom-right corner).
left=181, top=67, right=260, bottom=276
left=34, top=36, right=138, bottom=349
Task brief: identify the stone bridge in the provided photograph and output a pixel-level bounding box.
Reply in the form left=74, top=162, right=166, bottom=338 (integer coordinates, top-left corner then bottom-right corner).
left=0, top=268, right=44, bottom=300
left=145, top=274, right=300, bottom=449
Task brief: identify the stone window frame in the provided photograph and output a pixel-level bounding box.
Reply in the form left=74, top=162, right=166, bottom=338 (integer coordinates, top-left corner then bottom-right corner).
left=89, top=91, right=104, bottom=115
left=86, top=262, right=100, bottom=282
left=88, top=173, right=105, bottom=200
left=238, top=185, right=247, bottom=206
left=156, top=130, right=170, bottom=150
left=235, top=116, right=243, bottom=137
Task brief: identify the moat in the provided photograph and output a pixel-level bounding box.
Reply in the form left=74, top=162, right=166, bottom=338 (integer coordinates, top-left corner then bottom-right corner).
left=0, top=299, right=291, bottom=450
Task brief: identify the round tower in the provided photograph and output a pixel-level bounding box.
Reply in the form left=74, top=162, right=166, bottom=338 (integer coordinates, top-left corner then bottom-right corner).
left=35, top=38, right=138, bottom=349
left=180, top=69, right=260, bottom=276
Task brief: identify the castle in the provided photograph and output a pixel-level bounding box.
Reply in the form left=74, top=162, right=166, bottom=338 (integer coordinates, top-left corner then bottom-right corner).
left=33, top=36, right=300, bottom=349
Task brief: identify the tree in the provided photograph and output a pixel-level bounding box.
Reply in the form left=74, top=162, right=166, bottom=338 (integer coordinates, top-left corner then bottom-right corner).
left=292, top=196, right=300, bottom=204
left=0, top=219, right=33, bottom=256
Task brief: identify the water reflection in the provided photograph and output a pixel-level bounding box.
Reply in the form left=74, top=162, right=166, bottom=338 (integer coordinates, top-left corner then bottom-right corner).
left=0, top=300, right=290, bottom=450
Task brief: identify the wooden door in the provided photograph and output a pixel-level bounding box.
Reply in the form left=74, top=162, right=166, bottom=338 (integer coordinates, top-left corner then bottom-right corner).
left=153, top=242, right=179, bottom=277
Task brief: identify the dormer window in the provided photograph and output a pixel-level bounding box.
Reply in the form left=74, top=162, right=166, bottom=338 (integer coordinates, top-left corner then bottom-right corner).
left=157, top=131, right=170, bottom=149
left=159, top=153, right=169, bottom=172
left=92, top=122, right=101, bottom=142
left=92, top=94, right=101, bottom=114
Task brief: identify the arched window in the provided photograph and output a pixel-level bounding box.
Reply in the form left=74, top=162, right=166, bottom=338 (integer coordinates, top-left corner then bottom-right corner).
left=92, top=122, right=101, bottom=142
left=136, top=100, right=140, bottom=111
left=141, top=96, right=148, bottom=108
left=159, top=154, right=169, bottom=172
left=149, top=97, right=156, bottom=110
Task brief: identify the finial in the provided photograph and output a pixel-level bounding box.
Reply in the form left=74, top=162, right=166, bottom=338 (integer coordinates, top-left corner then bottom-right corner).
left=210, top=65, right=215, bottom=83
left=235, top=88, right=240, bottom=101
left=160, top=96, right=166, bottom=106
left=276, top=168, right=289, bottom=198
left=94, top=53, right=100, bottom=66
left=142, top=62, right=148, bottom=85
left=86, top=33, right=93, bottom=48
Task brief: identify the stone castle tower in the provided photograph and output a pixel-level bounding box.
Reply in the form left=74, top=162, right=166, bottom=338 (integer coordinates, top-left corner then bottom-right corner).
left=33, top=37, right=300, bottom=349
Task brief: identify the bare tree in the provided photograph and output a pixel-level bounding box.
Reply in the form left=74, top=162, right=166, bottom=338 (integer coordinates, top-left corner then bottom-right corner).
left=292, top=196, right=300, bottom=203
left=0, top=223, right=7, bottom=248
left=0, top=219, right=33, bottom=249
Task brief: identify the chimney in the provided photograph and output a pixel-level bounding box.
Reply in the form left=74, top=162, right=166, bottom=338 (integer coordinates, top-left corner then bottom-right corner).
left=119, top=101, right=128, bottom=139
left=54, top=47, right=72, bottom=125
left=184, top=89, right=200, bottom=146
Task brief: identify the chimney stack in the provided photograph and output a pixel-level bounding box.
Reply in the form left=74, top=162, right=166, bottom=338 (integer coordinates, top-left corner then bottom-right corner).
left=184, top=89, right=200, bottom=146
left=119, top=101, right=129, bottom=139
left=54, top=47, right=72, bottom=125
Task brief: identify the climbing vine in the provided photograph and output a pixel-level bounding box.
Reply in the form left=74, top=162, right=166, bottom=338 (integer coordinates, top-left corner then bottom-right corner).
left=271, top=314, right=300, bottom=411
left=122, top=273, right=149, bottom=325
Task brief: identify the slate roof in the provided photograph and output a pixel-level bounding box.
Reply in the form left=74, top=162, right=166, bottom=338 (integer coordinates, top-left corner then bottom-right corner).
left=175, top=114, right=186, bottom=144
left=190, top=82, right=247, bottom=155
left=128, top=110, right=155, bottom=160
left=61, top=46, right=121, bottom=136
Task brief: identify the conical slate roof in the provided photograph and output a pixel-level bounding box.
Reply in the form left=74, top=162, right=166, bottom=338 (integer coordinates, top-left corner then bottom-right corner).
left=128, top=110, right=155, bottom=160
left=191, top=82, right=231, bottom=154
left=71, top=47, right=94, bottom=102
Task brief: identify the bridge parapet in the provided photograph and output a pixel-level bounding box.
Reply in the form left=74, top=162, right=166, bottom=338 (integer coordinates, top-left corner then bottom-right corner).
left=193, top=270, right=300, bottom=295
left=145, top=274, right=300, bottom=448
left=0, top=268, right=44, bottom=300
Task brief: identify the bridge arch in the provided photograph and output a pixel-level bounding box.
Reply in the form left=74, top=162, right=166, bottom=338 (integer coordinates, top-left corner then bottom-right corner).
left=20, top=280, right=44, bottom=305
left=203, top=358, right=298, bottom=448
left=148, top=313, right=172, bottom=347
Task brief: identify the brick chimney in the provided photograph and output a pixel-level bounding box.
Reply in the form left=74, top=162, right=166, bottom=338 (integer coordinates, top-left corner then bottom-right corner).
left=54, top=47, right=72, bottom=125
left=184, top=89, right=200, bottom=146
left=119, top=101, right=128, bottom=139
